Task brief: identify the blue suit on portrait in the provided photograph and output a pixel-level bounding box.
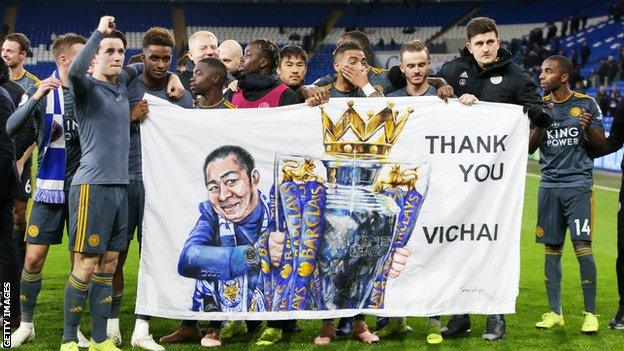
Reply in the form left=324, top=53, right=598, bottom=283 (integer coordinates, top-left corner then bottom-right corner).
left=177, top=191, right=270, bottom=312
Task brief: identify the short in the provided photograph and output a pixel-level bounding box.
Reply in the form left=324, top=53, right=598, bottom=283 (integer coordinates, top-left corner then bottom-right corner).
left=536, top=186, right=593, bottom=246
left=68, top=184, right=128, bottom=254
left=25, top=195, right=69, bottom=245
left=127, top=180, right=145, bottom=244
left=16, top=160, right=32, bottom=202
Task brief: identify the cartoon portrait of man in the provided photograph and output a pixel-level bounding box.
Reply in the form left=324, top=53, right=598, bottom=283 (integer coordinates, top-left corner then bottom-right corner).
left=177, top=145, right=271, bottom=312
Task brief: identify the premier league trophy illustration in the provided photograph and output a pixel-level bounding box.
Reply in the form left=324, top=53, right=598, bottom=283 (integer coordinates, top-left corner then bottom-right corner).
left=267, top=100, right=430, bottom=312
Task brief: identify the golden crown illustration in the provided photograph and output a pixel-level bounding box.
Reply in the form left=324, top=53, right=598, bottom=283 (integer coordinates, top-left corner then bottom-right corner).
left=321, top=100, right=414, bottom=158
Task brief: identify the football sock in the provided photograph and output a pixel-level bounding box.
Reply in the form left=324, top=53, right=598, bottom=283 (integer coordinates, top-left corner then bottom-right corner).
left=545, top=245, right=563, bottom=314
left=62, top=274, right=89, bottom=343
left=109, top=289, right=123, bottom=318
left=20, top=269, right=43, bottom=323
left=89, top=273, right=113, bottom=343
left=575, top=244, right=597, bottom=314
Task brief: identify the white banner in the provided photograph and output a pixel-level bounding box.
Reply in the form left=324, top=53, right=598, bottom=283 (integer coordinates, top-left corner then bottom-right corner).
left=137, top=95, right=528, bottom=320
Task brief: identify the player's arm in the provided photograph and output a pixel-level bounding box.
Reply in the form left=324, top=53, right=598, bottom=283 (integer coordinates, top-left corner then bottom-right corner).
left=68, top=17, right=112, bottom=98
left=177, top=204, right=259, bottom=280
left=6, top=81, right=57, bottom=137
left=516, top=72, right=553, bottom=128
left=121, top=64, right=185, bottom=98
left=528, top=127, right=544, bottom=154
left=581, top=101, right=610, bottom=156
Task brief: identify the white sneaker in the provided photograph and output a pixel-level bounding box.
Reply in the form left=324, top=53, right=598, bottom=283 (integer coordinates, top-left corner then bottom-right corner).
left=10, top=323, right=35, bottom=347
left=77, top=327, right=89, bottom=348
left=107, top=330, right=122, bottom=346
left=131, top=334, right=165, bottom=351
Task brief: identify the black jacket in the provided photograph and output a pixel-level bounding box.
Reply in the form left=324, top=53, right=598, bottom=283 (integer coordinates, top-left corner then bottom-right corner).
left=225, top=73, right=298, bottom=106
left=438, top=47, right=552, bottom=127
left=0, top=62, right=30, bottom=160
left=178, top=59, right=194, bottom=93
left=0, top=86, right=18, bottom=200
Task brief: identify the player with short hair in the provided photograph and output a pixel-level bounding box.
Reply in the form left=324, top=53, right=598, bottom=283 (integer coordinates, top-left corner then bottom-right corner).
left=376, top=38, right=445, bottom=344
left=2, top=33, right=40, bottom=90
left=436, top=16, right=553, bottom=341
left=387, top=40, right=435, bottom=97
left=277, top=44, right=307, bottom=91
left=60, top=16, right=140, bottom=351
left=5, top=32, right=89, bottom=348
left=312, top=41, right=382, bottom=346
left=192, top=57, right=235, bottom=109
left=313, top=30, right=390, bottom=94
left=317, top=42, right=382, bottom=99
left=178, top=30, right=219, bottom=91
left=218, top=39, right=243, bottom=78
left=529, top=55, right=602, bottom=333
left=2, top=32, right=40, bottom=276
left=104, top=26, right=192, bottom=351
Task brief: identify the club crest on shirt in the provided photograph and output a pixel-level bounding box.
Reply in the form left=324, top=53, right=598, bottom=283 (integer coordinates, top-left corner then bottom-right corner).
left=459, top=78, right=466, bottom=86
left=490, top=75, right=503, bottom=85
left=570, top=107, right=582, bottom=117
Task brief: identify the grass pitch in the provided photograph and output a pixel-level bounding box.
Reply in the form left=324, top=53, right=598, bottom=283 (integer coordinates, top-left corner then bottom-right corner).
left=11, top=163, right=624, bottom=350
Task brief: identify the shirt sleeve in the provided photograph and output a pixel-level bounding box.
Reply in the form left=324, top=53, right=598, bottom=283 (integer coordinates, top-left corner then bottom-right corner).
left=120, top=63, right=145, bottom=86
left=313, top=74, right=336, bottom=87
left=6, top=86, right=39, bottom=137
left=588, top=97, right=604, bottom=129
left=68, top=31, right=101, bottom=99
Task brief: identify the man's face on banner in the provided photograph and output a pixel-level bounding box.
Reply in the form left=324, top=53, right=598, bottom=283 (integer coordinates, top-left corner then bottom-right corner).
left=205, top=154, right=259, bottom=222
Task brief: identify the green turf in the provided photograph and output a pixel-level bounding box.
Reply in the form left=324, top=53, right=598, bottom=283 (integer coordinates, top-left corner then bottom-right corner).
left=11, top=165, right=624, bottom=350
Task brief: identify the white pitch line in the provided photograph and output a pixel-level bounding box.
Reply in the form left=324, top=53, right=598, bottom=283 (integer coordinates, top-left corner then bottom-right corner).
left=526, top=172, right=619, bottom=193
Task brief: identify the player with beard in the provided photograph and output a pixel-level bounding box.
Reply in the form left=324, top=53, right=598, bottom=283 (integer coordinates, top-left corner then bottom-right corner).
left=436, top=17, right=552, bottom=342
left=5, top=33, right=90, bottom=348
left=2, top=32, right=39, bottom=276
left=218, top=40, right=243, bottom=79
left=277, top=44, right=307, bottom=91
left=312, top=41, right=381, bottom=346
left=387, top=40, right=436, bottom=97
left=192, top=58, right=235, bottom=110
left=105, top=27, right=192, bottom=351
left=377, top=38, right=447, bottom=345
left=315, top=42, right=382, bottom=100
left=313, top=30, right=390, bottom=94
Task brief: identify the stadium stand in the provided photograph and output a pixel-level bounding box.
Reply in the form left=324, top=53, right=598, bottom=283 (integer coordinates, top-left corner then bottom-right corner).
left=6, top=0, right=624, bottom=172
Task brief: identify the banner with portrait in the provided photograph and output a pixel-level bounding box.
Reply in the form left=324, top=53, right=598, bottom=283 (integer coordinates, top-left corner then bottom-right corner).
left=136, top=95, right=528, bottom=320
